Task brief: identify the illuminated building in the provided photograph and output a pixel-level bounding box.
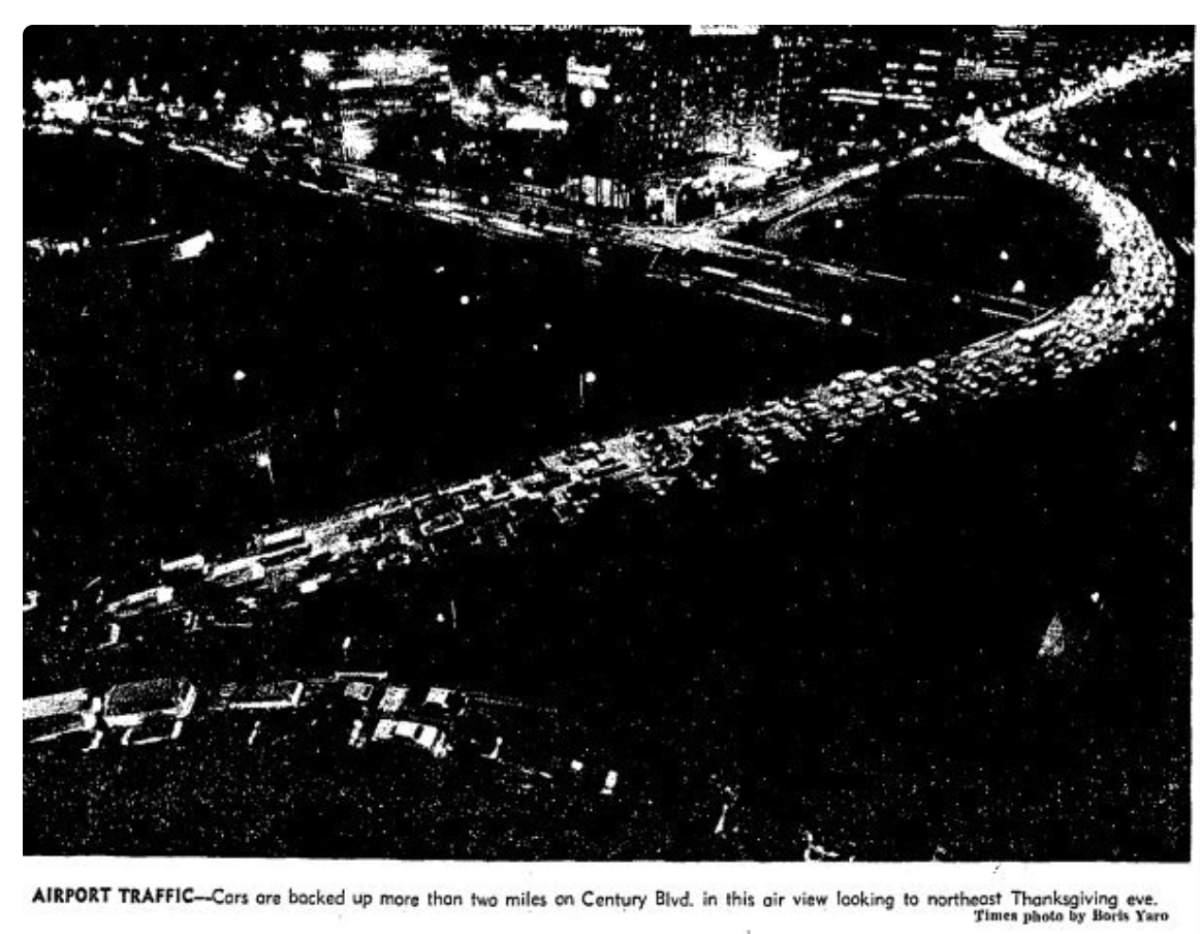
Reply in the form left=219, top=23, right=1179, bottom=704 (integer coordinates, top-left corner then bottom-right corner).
left=562, top=27, right=793, bottom=213
left=766, top=28, right=820, bottom=152
left=563, top=28, right=691, bottom=210
left=301, top=46, right=452, bottom=162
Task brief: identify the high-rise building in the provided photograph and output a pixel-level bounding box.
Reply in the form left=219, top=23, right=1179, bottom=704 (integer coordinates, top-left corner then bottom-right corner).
left=878, top=29, right=956, bottom=118
left=687, top=26, right=776, bottom=158
left=814, top=25, right=885, bottom=118
left=1028, top=27, right=1065, bottom=85
left=766, top=28, right=821, bottom=152
left=562, top=26, right=817, bottom=211
left=810, top=27, right=960, bottom=155
left=562, top=28, right=691, bottom=209
left=955, top=26, right=1031, bottom=87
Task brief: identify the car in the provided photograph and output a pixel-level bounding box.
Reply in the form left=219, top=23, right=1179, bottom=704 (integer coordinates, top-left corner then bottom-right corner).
left=372, top=718, right=449, bottom=757
left=422, top=687, right=457, bottom=710
left=102, top=677, right=196, bottom=728
left=378, top=685, right=411, bottom=714
left=342, top=680, right=377, bottom=704
left=225, top=680, right=306, bottom=711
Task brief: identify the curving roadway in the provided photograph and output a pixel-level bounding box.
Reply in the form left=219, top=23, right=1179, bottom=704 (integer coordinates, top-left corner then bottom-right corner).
left=24, top=51, right=1188, bottom=667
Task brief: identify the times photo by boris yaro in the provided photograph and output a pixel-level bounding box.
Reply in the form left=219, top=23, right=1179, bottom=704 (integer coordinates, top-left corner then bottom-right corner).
left=23, top=25, right=1193, bottom=862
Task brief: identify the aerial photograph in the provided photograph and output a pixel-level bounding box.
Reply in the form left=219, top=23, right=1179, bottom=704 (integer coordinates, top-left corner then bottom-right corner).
left=22, top=25, right=1193, bottom=860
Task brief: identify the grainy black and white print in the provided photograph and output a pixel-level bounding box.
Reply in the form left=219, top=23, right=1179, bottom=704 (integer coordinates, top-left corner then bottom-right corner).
left=23, top=26, right=1194, bottom=861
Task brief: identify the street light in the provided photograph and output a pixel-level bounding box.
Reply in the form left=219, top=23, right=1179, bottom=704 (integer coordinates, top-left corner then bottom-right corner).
left=255, top=450, right=276, bottom=488
left=579, top=370, right=597, bottom=407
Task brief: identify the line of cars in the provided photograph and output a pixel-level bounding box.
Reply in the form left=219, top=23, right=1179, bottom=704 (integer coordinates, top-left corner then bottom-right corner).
left=332, top=675, right=622, bottom=799
left=24, top=671, right=627, bottom=803
left=33, top=52, right=1181, bottom=668
left=24, top=677, right=197, bottom=752
left=341, top=678, right=460, bottom=759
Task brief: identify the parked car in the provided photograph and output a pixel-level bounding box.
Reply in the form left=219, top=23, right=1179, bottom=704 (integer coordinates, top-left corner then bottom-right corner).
left=372, top=718, right=449, bottom=758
